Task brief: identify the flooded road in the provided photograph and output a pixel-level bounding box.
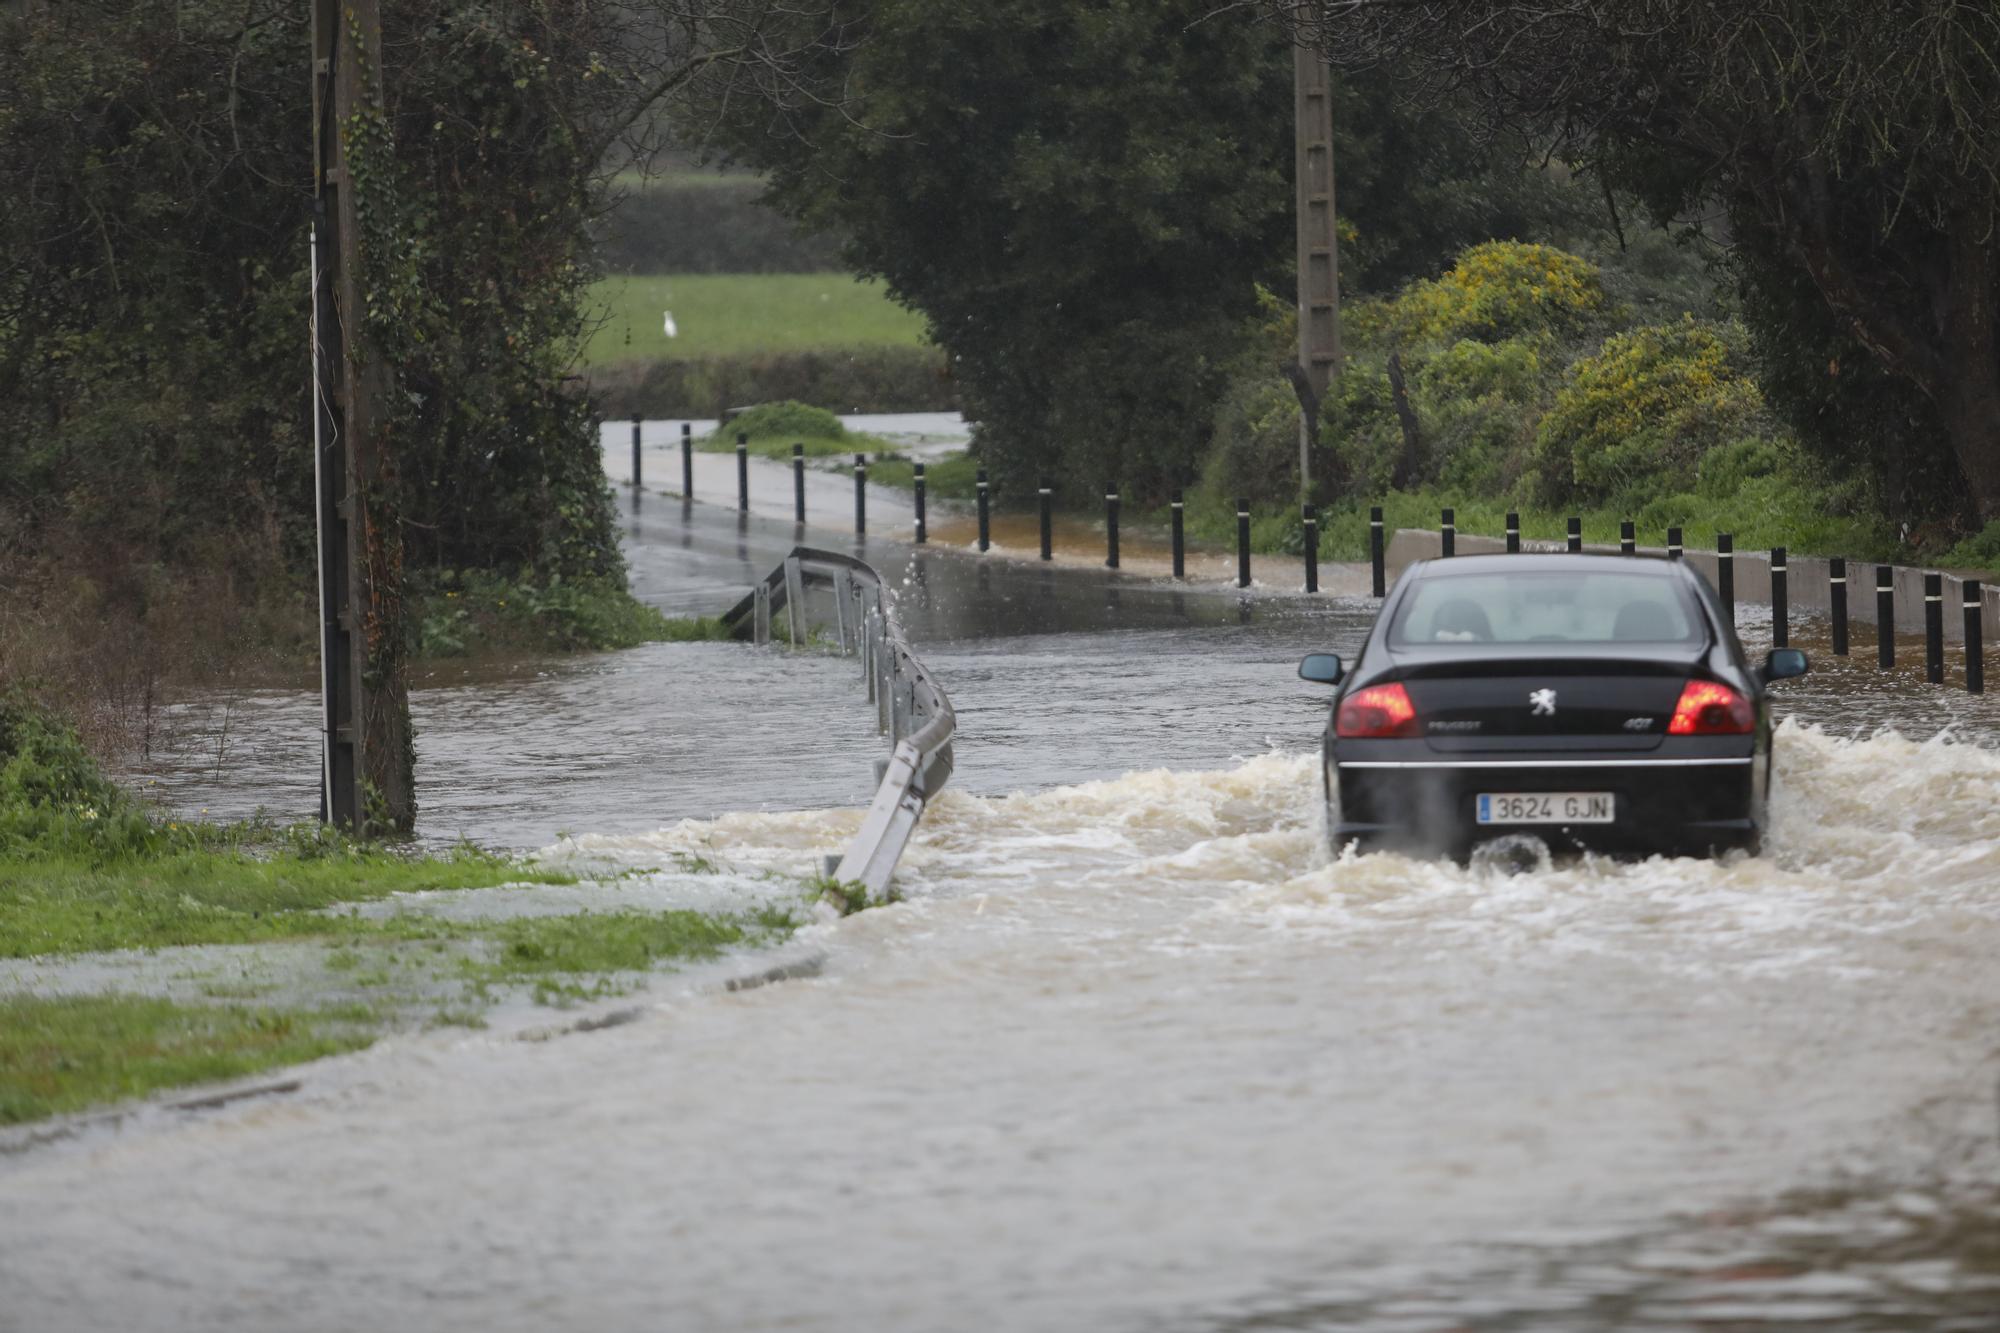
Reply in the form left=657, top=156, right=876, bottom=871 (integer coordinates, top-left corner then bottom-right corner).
left=125, top=477, right=2000, bottom=845
left=16, top=448, right=2000, bottom=1329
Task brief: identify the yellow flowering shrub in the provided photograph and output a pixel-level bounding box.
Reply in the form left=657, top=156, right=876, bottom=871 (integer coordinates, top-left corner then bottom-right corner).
left=1388, top=241, right=1607, bottom=344
left=1531, top=317, right=1771, bottom=505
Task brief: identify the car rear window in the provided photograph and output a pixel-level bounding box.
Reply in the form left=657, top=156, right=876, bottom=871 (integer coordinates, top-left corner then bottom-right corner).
left=1389, top=571, right=1703, bottom=646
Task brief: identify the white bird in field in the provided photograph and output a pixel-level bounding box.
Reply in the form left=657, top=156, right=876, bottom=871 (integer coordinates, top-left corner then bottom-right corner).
left=662, top=310, right=678, bottom=338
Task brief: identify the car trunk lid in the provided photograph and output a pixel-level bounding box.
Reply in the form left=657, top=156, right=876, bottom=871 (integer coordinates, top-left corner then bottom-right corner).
left=1393, top=646, right=1698, bottom=753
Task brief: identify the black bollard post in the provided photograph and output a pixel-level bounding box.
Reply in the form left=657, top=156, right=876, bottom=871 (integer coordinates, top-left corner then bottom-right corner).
left=1966, top=580, right=1984, bottom=695
left=736, top=432, right=749, bottom=512
left=1718, top=533, right=1735, bottom=623
left=1441, top=507, right=1455, bottom=559
left=1370, top=506, right=1385, bottom=597
left=854, top=453, right=867, bottom=537
left=1925, top=571, right=1944, bottom=683
left=1876, top=565, right=1894, bottom=669
left=914, top=463, right=927, bottom=544
left=1567, top=516, right=1582, bottom=553
left=1304, top=504, right=1319, bottom=594
left=1236, top=498, right=1252, bottom=589
left=1104, top=482, right=1119, bottom=569
left=1505, top=511, right=1520, bottom=554
left=976, top=469, right=991, bottom=552
left=680, top=423, right=693, bottom=498
left=1770, top=547, right=1788, bottom=648
left=1667, top=526, right=1683, bottom=560
left=1620, top=520, right=1636, bottom=556
left=1830, top=557, right=1849, bottom=656
left=630, top=416, right=642, bottom=489
left=1170, top=489, right=1186, bottom=579
left=792, top=443, right=806, bottom=523
left=1038, top=477, right=1052, bottom=561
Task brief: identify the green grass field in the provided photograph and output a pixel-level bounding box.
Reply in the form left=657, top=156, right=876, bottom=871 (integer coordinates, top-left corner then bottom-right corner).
left=584, top=273, right=930, bottom=367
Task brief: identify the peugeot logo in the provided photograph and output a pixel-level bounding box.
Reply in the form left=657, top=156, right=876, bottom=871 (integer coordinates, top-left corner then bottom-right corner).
left=1529, top=688, right=1558, bottom=717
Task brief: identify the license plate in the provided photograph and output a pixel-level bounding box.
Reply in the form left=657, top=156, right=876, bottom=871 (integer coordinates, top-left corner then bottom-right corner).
left=1477, top=791, right=1614, bottom=825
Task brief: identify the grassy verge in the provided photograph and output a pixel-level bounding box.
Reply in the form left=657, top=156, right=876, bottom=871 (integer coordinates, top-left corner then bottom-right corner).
left=697, top=400, right=890, bottom=459
left=0, top=994, right=375, bottom=1127
left=850, top=452, right=981, bottom=502
left=466, top=905, right=797, bottom=1005
left=702, top=430, right=890, bottom=460
left=1, top=835, right=576, bottom=959
left=726, top=443, right=979, bottom=502
left=410, top=571, right=727, bottom=658
left=0, top=887, right=805, bottom=1121
left=584, top=272, right=929, bottom=368
left=696, top=400, right=981, bottom=502
left=0, top=695, right=816, bottom=1123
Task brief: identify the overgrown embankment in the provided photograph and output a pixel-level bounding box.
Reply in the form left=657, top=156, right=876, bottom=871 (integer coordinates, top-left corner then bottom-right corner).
left=1042, top=239, right=1995, bottom=576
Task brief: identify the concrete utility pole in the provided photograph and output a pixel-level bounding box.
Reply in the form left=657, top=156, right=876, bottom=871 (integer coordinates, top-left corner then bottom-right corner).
left=1294, top=32, right=1342, bottom=501
left=311, top=0, right=410, bottom=832
left=311, top=0, right=364, bottom=830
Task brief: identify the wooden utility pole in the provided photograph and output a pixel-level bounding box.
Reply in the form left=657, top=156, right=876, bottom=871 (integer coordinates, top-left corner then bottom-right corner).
left=1294, top=31, right=1342, bottom=501
left=311, top=0, right=412, bottom=832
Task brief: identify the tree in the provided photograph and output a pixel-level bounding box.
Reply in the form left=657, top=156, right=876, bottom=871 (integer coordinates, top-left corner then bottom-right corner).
left=706, top=0, right=1299, bottom=500
left=699, top=0, right=1596, bottom=501
left=0, top=0, right=850, bottom=830
left=1262, top=0, right=2000, bottom=528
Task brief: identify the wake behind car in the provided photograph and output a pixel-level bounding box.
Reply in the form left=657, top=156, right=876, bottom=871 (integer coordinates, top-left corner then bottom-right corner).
left=1299, top=553, right=1807, bottom=860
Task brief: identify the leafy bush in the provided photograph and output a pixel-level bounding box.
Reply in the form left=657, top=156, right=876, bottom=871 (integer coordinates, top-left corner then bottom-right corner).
left=1531, top=317, right=1772, bottom=506
left=1310, top=336, right=1549, bottom=497
left=1694, top=437, right=1787, bottom=497
left=1320, top=361, right=1408, bottom=496
left=1385, top=241, right=1608, bottom=345
left=1207, top=376, right=1305, bottom=507
left=1318, top=247, right=1593, bottom=500
left=1939, top=520, right=2000, bottom=573
left=717, top=401, right=845, bottom=442
left=0, top=694, right=125, bottom=816
left=0, top=693, right=150, bottom=856
left=1417, top=336, right=1547, bottom=403
left=410, top=573, right=721, bottom=658
left=1410, top=338, right=1548, bottom=492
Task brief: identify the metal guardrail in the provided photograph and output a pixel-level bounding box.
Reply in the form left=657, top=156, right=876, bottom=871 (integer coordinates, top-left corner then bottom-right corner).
left=720, top=547, right=956, bottom=897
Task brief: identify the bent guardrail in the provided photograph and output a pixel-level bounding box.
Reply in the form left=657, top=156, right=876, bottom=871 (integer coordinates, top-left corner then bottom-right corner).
left=720, top=548, right=955, bottom=897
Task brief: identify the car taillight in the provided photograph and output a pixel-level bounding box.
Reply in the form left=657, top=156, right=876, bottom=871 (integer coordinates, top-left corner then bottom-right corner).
left=1336, top=683, right=1420, bottom=738
left=1667, top=679, right=1754, bottom=735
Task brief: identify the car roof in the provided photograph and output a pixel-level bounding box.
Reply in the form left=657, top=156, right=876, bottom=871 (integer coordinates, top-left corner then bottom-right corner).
left=1410, top=552, right=1689, bottom=579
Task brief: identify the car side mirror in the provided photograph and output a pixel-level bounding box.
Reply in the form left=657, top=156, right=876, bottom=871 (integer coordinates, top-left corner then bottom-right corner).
left=1763, top=647, right=1809, bottom=682
left=1298, top=652, right=1343, bottom=685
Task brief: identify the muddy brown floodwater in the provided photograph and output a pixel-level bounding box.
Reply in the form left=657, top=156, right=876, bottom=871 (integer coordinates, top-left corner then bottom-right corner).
left=6, top=438, right=2000, bottom=1330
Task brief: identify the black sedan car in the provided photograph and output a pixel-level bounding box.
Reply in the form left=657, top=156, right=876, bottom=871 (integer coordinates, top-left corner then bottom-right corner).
left=1299, top=553, right=1807, bottom=859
